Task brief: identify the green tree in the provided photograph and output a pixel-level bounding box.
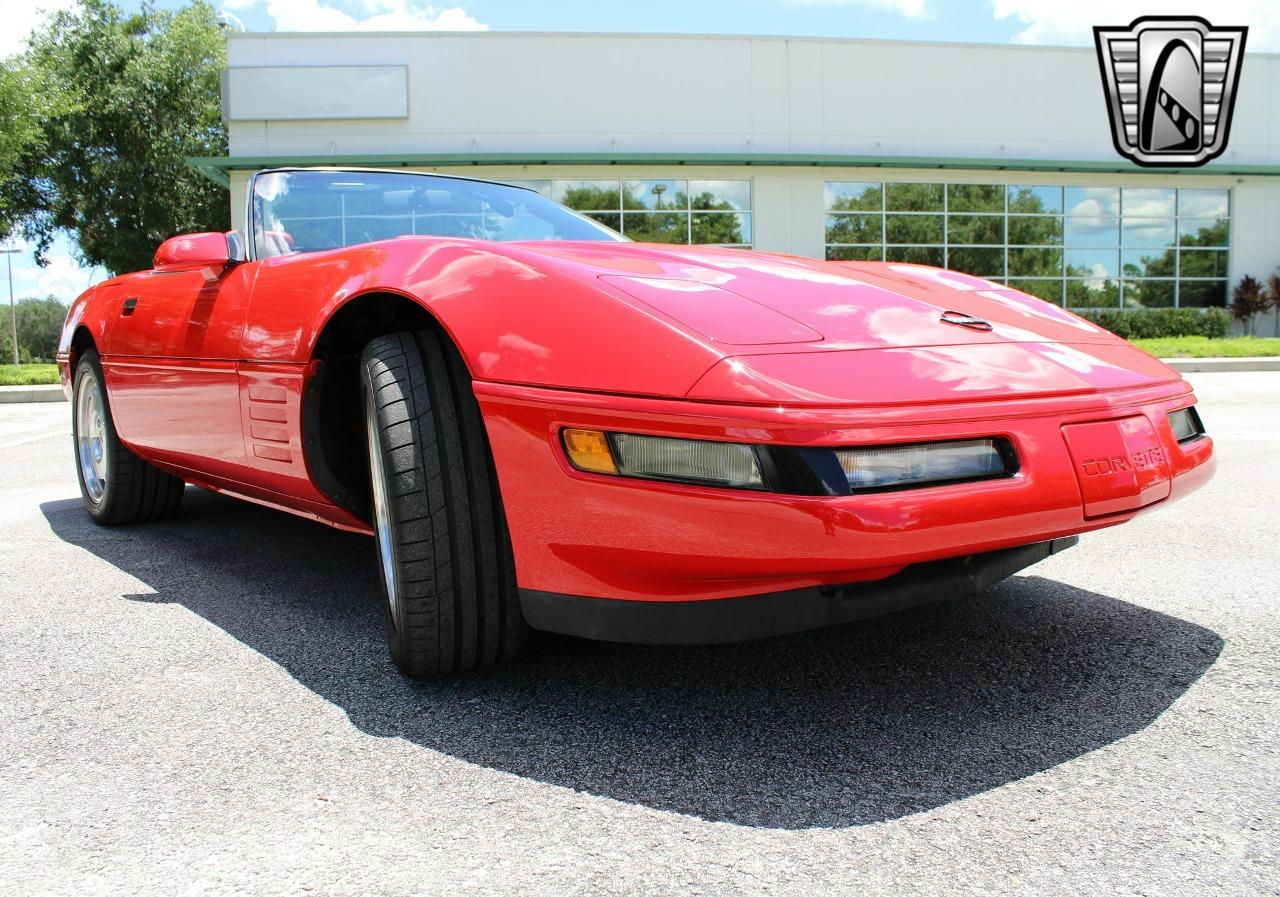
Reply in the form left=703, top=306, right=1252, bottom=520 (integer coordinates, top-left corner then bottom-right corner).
left=1124, top=219, right=1229, bottom=283
left=1004, top=189, right=1064, bottom=282
left=559, top=185, right=747, bottom=245
left=559, top=186, right=622, bottom=234
left=3, top=0, right=228, bottom=275
left=1064, top=278, right=1120, bottom=309
left=623, top=208, right=686, bottom=244
left=689, top=192, right=745, bottom=242
left=0, top=296, right=70, bottom=362
left=0, top=61, right=52, bottom=244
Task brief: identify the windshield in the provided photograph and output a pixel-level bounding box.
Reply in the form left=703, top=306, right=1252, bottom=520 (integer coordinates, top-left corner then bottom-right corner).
left=251, top=169, right=624, bottom=258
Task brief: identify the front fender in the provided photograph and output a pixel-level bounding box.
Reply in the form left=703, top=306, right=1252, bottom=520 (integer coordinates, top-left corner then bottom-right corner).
left=56, top=286, right=107, bottom=398
left=241, top=239, right=727, bottom=399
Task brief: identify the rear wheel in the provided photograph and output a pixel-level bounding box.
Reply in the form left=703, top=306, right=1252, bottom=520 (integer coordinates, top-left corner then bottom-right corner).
left=72, top=349, right=184, bottom=525
left=361, top=330, right=526, bottom=676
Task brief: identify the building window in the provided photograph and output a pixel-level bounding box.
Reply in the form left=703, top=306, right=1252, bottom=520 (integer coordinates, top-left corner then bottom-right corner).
left=825, top=181, right=1229, bottom=309
left=504, top=179, right=752, bottom=247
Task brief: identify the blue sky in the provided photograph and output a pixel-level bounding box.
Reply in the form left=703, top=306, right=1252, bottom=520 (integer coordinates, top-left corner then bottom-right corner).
left=211, top=0, right=1028, bottom=44
left=4, top=0, right=1276, bottom=300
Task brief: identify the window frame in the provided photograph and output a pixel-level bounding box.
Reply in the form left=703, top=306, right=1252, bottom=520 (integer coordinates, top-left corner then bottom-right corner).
left=510, top=176, right=754, bottom=248
left=824, top=180, right=1230, bottom=310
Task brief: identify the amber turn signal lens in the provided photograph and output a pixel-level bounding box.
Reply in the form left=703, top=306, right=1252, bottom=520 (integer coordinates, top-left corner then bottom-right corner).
left=562, top=428, right=618, bottom=475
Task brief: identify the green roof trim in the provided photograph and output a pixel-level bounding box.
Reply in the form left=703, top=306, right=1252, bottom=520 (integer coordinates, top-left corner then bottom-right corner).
left=195, top=165, right=231, bottom=187
left=186, top=151, right=1280, bottom=184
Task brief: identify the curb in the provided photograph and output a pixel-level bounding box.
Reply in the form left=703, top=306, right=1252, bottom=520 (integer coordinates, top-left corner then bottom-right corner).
left=0, top=384, right=66, bottom=404
left=1161, top=357, right=1280, bottom=373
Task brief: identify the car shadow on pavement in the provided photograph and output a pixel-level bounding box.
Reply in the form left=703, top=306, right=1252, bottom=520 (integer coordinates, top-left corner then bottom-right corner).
left=42, top=489, right=1223, bottom=830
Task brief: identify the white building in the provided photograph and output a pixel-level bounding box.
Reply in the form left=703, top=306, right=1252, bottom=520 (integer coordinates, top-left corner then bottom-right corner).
left=198, top=30, right=1280, bottom=317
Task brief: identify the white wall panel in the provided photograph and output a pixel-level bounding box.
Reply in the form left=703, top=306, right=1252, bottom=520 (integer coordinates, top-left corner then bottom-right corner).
left=221, top=33, right=1278, bottom=285
left=226, top=65, right=408, bottom=121
left=225, top=33, right=1279, bottom=165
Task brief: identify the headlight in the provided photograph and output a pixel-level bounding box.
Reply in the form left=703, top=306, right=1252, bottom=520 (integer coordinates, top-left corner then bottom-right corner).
left=562, top=429, right=764, bottom=489
left=612, top=432, right=764, bottom=489
left=833, top=438, right=1013, bottom=492
left=561, top=429, right=1015, bottom=495
left=1167, top=406, right=1205, bottom=444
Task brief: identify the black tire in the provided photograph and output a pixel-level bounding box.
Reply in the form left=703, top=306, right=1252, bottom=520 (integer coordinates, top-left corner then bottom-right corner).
left=361, top=330, right=527, bottom=675
left=72, top=349, right=184, bottom=525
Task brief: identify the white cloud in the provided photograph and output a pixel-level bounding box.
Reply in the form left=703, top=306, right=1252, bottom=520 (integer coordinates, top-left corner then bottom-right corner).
left=1121, top=188, right=1175, bottom=219
left=251, top=0, right=487, bottom=32
left=990, top=1, right=1280, bottom=51
left=1083, top=261, right=1110, bottom=290
left=1066, top=187, right=1118, bottom=218
left=2, top=237, right=103, bottom=303
left=0, top=0, right=75, bottom=59
left=783, top=0, right=929, bottom=17
left=1, top=0, right=488, bottom=57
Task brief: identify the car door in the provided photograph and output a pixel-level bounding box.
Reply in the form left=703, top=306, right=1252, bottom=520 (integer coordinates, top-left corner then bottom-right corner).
left=102, top=250, right=259, bottom=481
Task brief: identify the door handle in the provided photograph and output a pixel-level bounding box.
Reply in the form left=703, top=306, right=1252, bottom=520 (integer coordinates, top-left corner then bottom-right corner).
left=122, top=297, right=139, bottom=316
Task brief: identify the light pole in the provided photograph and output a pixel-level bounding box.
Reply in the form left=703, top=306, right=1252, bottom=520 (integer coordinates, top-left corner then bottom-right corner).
left=0, top=244, right=18, bottom=365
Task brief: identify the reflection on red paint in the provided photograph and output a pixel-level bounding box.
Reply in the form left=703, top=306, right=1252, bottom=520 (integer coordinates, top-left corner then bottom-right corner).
left=56, top=234, right=1214, bottom=603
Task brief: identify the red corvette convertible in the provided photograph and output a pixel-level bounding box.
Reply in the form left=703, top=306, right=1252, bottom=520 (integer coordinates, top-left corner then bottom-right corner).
left=58, top=168, right=1215, bottom=675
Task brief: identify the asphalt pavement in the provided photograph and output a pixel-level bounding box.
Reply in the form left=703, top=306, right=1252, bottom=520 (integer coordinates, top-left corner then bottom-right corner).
left=1, top=374, right=1276, bottom=896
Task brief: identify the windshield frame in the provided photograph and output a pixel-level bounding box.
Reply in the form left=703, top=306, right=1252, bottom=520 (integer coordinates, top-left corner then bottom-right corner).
left=244, top=166, right=625, bottom=261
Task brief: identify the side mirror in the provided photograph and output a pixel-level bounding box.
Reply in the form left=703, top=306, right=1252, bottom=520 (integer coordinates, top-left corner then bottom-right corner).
left=153, top=232, right=233, bottom=272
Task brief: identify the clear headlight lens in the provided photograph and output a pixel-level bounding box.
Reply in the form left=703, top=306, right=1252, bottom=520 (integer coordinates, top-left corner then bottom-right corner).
left=834, top=438, right=1009, bottom=492
left=562, top=430, right=1015, bottom=494
left=1168, top=407, right=1205, bottom=443
left=562, top=428, right=764, bottom=489
left=612, top=433, right=764, bottom=489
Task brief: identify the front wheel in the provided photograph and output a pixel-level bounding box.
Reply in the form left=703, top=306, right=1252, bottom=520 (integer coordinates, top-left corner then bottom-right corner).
left=361, top=331, right=526, bottom=676
left=72, top=349, right=184, bottom=525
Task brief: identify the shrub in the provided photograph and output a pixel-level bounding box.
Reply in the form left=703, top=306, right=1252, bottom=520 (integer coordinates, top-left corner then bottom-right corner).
left=1230, top=275, right=1270, bottom=336
left=1074, top=307, right=1232, bottom=340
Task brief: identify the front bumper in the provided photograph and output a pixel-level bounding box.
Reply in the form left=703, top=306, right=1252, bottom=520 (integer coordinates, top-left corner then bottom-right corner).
left=476, top=377, right=1214, bottom=605
left=521, top=536, right=1079, bottom=644
left=56, top=353, right=73, bottom=400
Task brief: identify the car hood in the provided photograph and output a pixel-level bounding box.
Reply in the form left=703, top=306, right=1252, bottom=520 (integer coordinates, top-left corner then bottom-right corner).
left=489, top=241, right=1182, bottom=405
left=369, top=237, right=1182, bottom=406
left=513, top=241, right=1119, bottom=352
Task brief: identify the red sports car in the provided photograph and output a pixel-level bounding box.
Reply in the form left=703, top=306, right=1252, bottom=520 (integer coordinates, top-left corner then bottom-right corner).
left=58, top=167, right=1215, bottom=675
